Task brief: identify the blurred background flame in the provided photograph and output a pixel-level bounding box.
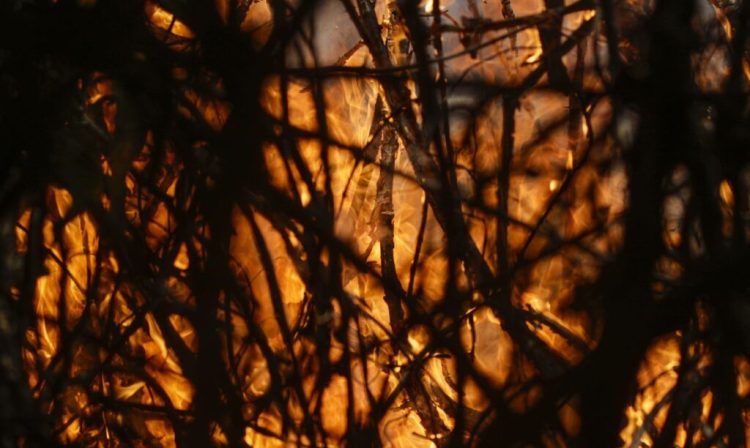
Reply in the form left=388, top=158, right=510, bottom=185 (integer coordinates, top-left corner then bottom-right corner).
left=2, top=0, right=750, bottom=446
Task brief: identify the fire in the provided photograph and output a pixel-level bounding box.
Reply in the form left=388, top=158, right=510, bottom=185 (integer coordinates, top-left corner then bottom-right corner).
left=6, top=0, right=749, bottom=446
left=621, top=335, right=683, bottom=446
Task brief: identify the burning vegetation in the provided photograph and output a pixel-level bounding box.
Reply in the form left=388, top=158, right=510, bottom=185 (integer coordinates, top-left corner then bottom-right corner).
left=1, top=0, right=750, bottom=446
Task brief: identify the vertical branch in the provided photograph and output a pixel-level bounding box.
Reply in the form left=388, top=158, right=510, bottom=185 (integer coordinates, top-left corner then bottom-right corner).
left=501, top=0, right=517, bottom=49
left=539, top=0, right=570, bottom=90
left=374, top=107, right=405, bottom=329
